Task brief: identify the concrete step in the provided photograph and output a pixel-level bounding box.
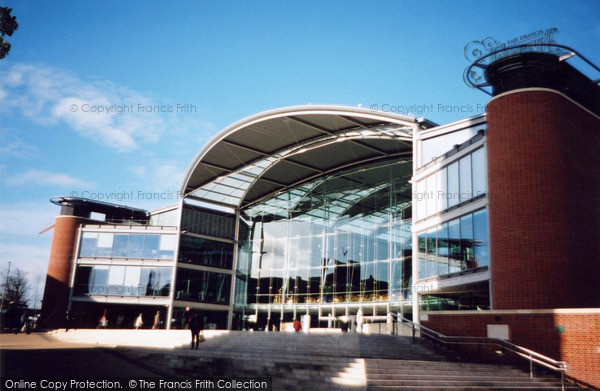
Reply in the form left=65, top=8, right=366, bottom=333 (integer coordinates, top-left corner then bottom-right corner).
left=117, top=331, right=580, bottom=391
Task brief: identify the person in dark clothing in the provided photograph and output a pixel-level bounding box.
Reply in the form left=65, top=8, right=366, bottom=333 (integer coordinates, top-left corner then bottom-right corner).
left=182, top=306, right=192, bottom=329
left=65, top=310, right=72, bottom=331
left=189, top=311, right=204, bottom=349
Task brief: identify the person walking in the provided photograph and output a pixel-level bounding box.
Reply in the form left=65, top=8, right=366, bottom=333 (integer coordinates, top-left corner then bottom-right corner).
left=152, top=311, right=161, bottom=329
left=189, top=311, right=204, bottom=349
left=97, top=309, right=108, bottom=329
left=134, top=313, right=143, bottom=329
left=293, top=317, right=301, bottom=332
left=356, top=308, right=364, bottom=333
left=65, top=310, right=72, bottom=332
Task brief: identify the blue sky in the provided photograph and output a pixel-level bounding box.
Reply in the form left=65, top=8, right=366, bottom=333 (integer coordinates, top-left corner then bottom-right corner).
left=1, top=1, right=599, bottom=306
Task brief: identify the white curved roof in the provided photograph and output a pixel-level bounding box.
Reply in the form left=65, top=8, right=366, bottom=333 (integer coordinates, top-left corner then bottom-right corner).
left=181, top=105, right=428, bottom=209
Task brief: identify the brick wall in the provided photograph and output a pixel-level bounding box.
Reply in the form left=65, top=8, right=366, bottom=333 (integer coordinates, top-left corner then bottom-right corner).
left=41, top=216, right=83, bottom=328
left=486, top=89, right=600, bottom=309
left=422, top=311, right=600, bottom=388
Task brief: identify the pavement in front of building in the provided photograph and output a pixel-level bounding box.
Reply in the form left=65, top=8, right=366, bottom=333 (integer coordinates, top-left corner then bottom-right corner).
left=0, top=332, right=174, bottom=378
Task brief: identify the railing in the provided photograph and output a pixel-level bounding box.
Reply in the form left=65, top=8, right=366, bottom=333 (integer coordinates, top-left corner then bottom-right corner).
left=391, top=314, right=568, bottom=391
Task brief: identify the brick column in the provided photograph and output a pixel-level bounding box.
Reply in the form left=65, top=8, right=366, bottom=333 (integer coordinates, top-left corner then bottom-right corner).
left=487, top=89, right=600, bottom=309
left=41, top=216, right=84, bottom=328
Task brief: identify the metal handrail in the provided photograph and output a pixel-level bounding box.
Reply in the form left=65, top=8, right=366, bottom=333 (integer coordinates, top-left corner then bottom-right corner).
left=391, top=314, right=567, bottom=391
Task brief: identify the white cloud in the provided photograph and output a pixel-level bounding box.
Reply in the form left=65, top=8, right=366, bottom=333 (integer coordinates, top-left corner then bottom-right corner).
left=0, top=63, right=165, bottom=151
left=3, top=169, right=95, bottom=188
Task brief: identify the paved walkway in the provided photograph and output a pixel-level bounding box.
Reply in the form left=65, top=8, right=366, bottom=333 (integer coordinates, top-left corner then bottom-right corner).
left=0, top=333, right=171, bottom=378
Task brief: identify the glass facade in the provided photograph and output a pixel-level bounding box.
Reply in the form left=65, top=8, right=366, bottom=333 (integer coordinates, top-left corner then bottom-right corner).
left=237, top=159, right=414, bottom=307
left=181, top=205, right=236, bottom=239
left=178, top=235, right=234, bottom=269
left=175, top=267, right=231, bottom=305
left=415, top=147, right=487, bottom=220
left=73, top=265, right=172, bottom=296
left=417, top=208, right=489, bottom=279
left=79, top=232, right=177, bottom=260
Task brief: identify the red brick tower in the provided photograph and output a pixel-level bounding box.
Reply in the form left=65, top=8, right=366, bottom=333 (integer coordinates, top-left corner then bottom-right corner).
left=485, top=53, right=600, bottom=309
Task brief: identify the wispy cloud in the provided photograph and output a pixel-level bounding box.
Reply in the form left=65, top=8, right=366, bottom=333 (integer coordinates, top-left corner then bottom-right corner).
left=3, top=169, right=95, bottom=188
left=0, top=63, right=166, bottom=151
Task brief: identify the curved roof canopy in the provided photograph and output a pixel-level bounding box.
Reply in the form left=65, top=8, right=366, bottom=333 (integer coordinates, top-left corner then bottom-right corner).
left=181, top=105, right=429, bottom=210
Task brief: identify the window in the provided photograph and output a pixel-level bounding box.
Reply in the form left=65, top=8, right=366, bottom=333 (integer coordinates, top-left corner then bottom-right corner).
left=128, top=234, right=145, bottom=258
left=459, top=155, right=472, bottom=203
left=96, top=233, right=113, bottom=257
left=111, top=234, right=129, bottom=258
left=447, top=162, right=459, bottom=208
left=472, top=209, right=489, bottom=268
left=79, top=232, right=98, bottom=257
left=415, top=147, right=487, bottom=221
left=416, top=209, right=488, bottom=280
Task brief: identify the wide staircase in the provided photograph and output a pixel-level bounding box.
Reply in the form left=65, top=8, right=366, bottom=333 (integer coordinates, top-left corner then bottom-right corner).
left=123, top=331, right=582, bottom=390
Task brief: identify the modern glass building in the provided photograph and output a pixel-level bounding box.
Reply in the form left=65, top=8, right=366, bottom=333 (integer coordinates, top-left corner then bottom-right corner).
left=40, top=47, right=600, bottom=387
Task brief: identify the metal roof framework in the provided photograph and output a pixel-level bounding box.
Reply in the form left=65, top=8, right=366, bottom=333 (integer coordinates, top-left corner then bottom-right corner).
left=181, top=105, right=427, bottom=212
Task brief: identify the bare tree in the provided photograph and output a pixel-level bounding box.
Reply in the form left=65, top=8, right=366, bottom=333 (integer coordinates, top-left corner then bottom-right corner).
left=1, top=267, right=31, bottom=308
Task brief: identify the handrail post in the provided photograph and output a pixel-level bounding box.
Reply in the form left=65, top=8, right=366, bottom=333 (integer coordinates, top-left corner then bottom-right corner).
left=529, top=354, right=533, bottom=378
left=560, top=368, right=565, bottom=391
left=411, top=323, right=415, bottom=343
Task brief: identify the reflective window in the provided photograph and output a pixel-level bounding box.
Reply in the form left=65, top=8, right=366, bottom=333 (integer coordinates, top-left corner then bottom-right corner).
left=460, top=214, right=474, bottom=270
left=111, top=235, right=129, bottom=258
left=472, top=209, right=489, bottom=267
left=179, top=236, right=233, bottom=269
left=79, top=232, right=98, bottom=257
left=416, top=209, right=489, bottom=280
left=415, top=147, right=487, bottom=220
left=459, top=155, right=472, bottom=203
left=80, top=265, right=172, bottom=297
left=426, top=174, right=436, bottom=216
left=241, top=159, right=413, bottom=304
left=181, top=205, right=236, bottom=239
left=97, top=233, right=113, bottom=257
left=78, top=232, right=176, bottom=260
left=447, top=162, right=459, bottom=208
left=128, top=234, right=145, bottom=258
left=143, top=235, right=160, bottom=259
left=175, top=267, right=231, bottom=305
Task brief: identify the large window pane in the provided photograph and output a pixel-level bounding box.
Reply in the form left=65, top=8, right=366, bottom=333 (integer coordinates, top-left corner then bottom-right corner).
left=459, top=155, right=472, bottom=203
left=473, top=209, right=489, bottom=268
left=436, top=169, right=446, bottom=212
left=426, top=174, right=436, bottom=216
left=448, top=219, right=461, bottom=273
left=90, top=265, right=109, bottom=295
left=436, top=223, right=449, bottom=276
left=159, top=235, right=177, bottom=259
left=460, top=214, right=474, bottom=270
left=179, top=236, right=233, bottom=269
left=111, top=234, right=129, bottom=258
left=79, top=232, right=98, bottom=257
left=107, top=266, right=125, bottom=293
left=128, top=234, right=145, bottom=258
left=96, top=233, right=113, bottom=257
left=123, top=266, right=141, bottom=296
left=416, top=179, right=426, bottom=220
left=426, top=229, right=436, bottom=278
left=447, top=162, right=459, bottom=207
left=143, top=235, right=160, bottom=259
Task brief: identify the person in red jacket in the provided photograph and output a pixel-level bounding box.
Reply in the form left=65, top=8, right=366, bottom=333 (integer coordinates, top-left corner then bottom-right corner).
left=293, top=317, right=301, bottom=332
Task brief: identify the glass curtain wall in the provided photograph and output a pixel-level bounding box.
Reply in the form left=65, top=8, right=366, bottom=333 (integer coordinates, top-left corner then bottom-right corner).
left=238, top=159, right=413, bottom=307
